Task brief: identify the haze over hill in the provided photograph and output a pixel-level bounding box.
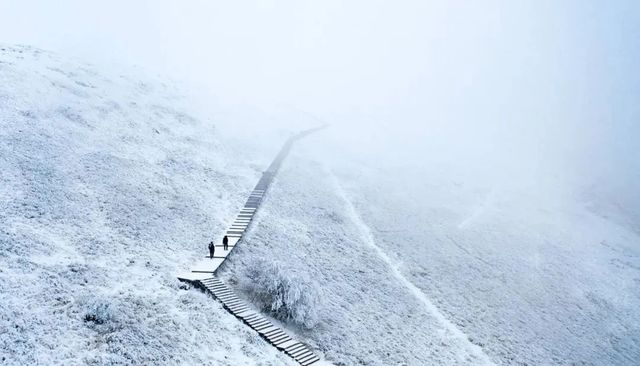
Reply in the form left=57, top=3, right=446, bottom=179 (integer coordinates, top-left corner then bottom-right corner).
left=1, top=1, right=639, bottom=365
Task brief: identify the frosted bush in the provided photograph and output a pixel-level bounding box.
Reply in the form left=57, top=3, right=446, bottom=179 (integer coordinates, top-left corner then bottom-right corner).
left=82, top=296, right=119, bottom=333
left=242, top=259, right=321, bottom=329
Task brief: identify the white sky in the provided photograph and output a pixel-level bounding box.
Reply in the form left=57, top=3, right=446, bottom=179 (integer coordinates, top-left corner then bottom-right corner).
left=1, top=1, right=636, bottom=112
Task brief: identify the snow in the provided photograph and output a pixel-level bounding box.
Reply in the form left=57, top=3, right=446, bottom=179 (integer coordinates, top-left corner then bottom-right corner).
left=331, top=174, right=494, bottom=365
left=220, top=128, right=640, bottom=365
left=0, top=45, right=295, bottom=365
left=220, top=152, right=497, bottom=365
left=2, top=43, right=638, bottom=365
left=333, top=163, right=640, bottom=365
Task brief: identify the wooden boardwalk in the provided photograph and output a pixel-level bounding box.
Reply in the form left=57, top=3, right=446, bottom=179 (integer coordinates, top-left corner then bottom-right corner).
left=178, top=126, right=326, bottom=365
left=196, top=277, right=320, bottom=366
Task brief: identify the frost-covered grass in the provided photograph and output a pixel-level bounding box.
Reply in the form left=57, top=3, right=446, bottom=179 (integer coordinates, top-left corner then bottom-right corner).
left=0, top=45, right=295, bottom=365
left=3, top=43, right=637, bottom=366
left=337, top=160, right=640, bottom=365
left=220, top=150, right=495, bottom=365
left=221, top=129, right=640, bottom=365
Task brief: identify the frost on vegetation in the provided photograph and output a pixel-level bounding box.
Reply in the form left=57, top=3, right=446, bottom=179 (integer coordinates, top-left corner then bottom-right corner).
left=242, top=259, right=321, bottom=329
left=81, top=295, right=120, bottom=332
left=0, top=45, right=298, bottom=365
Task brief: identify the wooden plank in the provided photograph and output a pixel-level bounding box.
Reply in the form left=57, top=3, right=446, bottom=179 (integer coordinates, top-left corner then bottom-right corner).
left=285, top=343, right=305, bottom=353
left=268, top=332, right=289, bottom=340
left=248, top=318, right=269, bottom=325
left=297, top=353, right=316, bottom=362
left=228, top=306, right=249, bottom=313
left=300, top=356, right=320, bottom=365
left=229, top=305, right=249, bottom=312
left=295, top=352, right=315, bottom=363
left=290, top=347, right=312, bottom=358
left=264, top=328, right=284, bottom=335
left=219, top=294, right=240, bottom=300
left=224, top=300, right=245, bottom=306
left=212, top=290, right=234, bottom=296
left=288, top=345, right=308, bottom=354
left=265, top=330, right=286, bottom=338
left=257, top=326, right=279, bottom=334
left=220, top=298, right=240, bottom=305
left=252, top=324, right=272, bottom=333
left=275, top=340, right=297, bottom=350
left=223, top=300, right=244, bottom=307
left=252, top=322, right=272, bottom=330
left=253, top=323, right=273, bottom=332
left=248, top=317, right=268, bottom=324
left=209, top=285, right=231, bottom=292
left=269, top=335, right=290, bottom=344
left=217, top=295, right=238, bottom=302
left=235, top=310, right=253, bottom=318
left=229, top=303, right=248, bottom=310
left=268, top=334, right=290, bottom=344
left=210, top=287, right=230, bottom=293
left=207, top=281, right=227, bottom=288
left=270, top=335, right=291, bottom=348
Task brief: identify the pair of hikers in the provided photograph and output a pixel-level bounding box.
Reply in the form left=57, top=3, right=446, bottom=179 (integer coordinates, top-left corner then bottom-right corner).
left=209, top=235, right=229, bottom=259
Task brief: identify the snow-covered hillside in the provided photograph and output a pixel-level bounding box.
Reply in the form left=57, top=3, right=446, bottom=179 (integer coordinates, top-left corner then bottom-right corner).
left=2, top=44, right=638, bottom=366
left=0, top=45, right=296, bottom=365
left=220, top=128, right=640, bottom=365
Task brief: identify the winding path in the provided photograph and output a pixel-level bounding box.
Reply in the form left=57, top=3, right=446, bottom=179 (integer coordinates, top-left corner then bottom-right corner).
left=178, top=126, right=326, bottom=366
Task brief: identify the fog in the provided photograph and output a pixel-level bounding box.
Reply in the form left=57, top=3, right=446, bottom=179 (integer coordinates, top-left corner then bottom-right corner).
left=2, top=0, right=639, bottom=219
left=2, top=2, right=640, bottom=364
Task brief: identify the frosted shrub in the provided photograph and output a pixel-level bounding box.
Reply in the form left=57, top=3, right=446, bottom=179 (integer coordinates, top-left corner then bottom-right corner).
left=242, top=259, right=321, bottom=329
left=84, top=302, right=113, bottom=324
left=82, top=296, right=120, bottom=333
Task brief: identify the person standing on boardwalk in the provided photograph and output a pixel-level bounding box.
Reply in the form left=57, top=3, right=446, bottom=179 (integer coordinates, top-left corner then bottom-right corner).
left=223, top=235, right=229, bottom=251
left=208, top=241, right=215, bottom=259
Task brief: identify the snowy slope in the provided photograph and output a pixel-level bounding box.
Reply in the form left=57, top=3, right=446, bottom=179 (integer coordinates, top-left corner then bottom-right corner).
left=3, top=44, right=638, bottom=366
left=220, top=129, right=640, bottom=365
left=0, top=45, right=295, bottom=365
left=220, top=141, right=495, bottom=365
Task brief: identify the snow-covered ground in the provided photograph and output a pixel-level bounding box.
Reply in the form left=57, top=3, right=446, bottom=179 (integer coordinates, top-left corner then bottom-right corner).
left=0, top=45, right=296, bottom=365
left=221, top=128, right=640, bottom=365
left=2, top=45, right=639, bottom=366
left=220, top=153, right=495, bottom=365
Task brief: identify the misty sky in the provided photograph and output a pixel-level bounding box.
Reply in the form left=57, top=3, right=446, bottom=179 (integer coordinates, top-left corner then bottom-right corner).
left=1, top=1, right=639, bottom=193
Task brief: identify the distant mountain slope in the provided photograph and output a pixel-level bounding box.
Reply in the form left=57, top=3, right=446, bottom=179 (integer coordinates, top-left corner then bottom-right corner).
left=0, top=45, right=294, bottom=365
left=219, top=146, right=496, bottom=365
left=220, top=129, right=640, bottom=365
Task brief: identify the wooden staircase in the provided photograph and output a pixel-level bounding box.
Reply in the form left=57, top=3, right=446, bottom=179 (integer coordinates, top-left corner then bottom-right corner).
left=197, top=277, right=320, bottom=366
left=178, top=126, right=328, bottom=365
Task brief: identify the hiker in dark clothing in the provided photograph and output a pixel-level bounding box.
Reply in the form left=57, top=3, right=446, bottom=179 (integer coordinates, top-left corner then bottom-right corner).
left=208, top=241, right=215, bottom=259
left=223, top=235, right=229, bottom=251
